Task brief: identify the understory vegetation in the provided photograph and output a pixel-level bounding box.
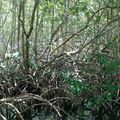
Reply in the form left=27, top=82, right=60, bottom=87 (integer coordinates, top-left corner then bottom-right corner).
left=0, top=0, right=120, bottom=120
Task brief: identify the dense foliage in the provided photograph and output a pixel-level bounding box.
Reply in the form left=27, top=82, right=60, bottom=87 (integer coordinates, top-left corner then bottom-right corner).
left=0, top=0, right=120, bottom=120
